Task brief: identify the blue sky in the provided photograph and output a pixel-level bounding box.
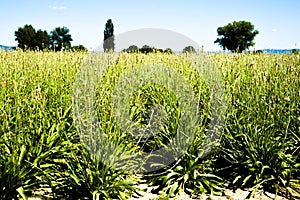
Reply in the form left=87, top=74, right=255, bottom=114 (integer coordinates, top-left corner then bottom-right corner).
left=0, top=0, right=299, bottom=51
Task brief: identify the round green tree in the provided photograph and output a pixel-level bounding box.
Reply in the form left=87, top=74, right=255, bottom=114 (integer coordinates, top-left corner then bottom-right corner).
left=50, top=27, right=73, bottom=51
left=214, top=21, right=259, bottom=53
left=182, top=46, right=196, bottom=53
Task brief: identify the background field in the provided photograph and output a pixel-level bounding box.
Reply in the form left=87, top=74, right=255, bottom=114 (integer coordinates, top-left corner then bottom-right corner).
left=0, top=51, right=299, bottom=199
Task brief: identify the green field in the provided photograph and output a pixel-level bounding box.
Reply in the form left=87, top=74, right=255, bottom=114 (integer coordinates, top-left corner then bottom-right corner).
left=0, top=50, right=299, bottom=199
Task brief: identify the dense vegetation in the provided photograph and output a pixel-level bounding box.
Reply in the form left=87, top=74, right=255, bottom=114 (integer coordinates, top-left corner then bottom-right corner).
left=14, top=25, right=87, bottom=52
left=0, top=50, right=299, bottom=199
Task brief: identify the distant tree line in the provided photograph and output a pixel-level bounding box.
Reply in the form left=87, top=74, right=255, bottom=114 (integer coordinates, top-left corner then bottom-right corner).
left=104, top=20, right=197, bottom=53
left=14, top=19, right=261, bottom=53
left=122, top=45, right=174, bottom=54
left=122, top=45, right=199, bottom=54
left=104, top=19, right=259, bottom=54
left=15, top=24, right=87, bottom=51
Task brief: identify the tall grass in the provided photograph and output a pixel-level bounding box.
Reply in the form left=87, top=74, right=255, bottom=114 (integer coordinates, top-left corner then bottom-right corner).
left=0, top=51, right=139, bottom=199
left=213, top=53, right=300, bottom=198
left=0, top=50, right=299, bottom=199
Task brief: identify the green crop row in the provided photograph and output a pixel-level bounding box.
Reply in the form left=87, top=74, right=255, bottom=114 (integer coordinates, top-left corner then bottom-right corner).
left=0, top=50, right=299, bottom=199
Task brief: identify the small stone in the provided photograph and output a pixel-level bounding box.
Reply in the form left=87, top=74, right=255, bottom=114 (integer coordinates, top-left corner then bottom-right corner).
left=234, top=189, right=250, bottom=199
left=224, top=189, right=235, bottom=197
left=264, top=191, right=288, bottom=200
left=208, top=195, right=229, bottom=200
left=176, top=192, right=191, bottom=200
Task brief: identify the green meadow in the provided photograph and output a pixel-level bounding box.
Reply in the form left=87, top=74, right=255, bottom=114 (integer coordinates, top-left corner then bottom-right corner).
left=0, top=50, right=299, bottom=199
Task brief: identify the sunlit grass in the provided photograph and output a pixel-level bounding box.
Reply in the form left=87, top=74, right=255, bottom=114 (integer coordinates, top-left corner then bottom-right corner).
left=0, top=50, right=299, bottom=199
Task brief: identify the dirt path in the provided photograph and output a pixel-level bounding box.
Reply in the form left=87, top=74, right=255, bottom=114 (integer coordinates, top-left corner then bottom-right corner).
left=128, top=185, right=289, bottom=200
